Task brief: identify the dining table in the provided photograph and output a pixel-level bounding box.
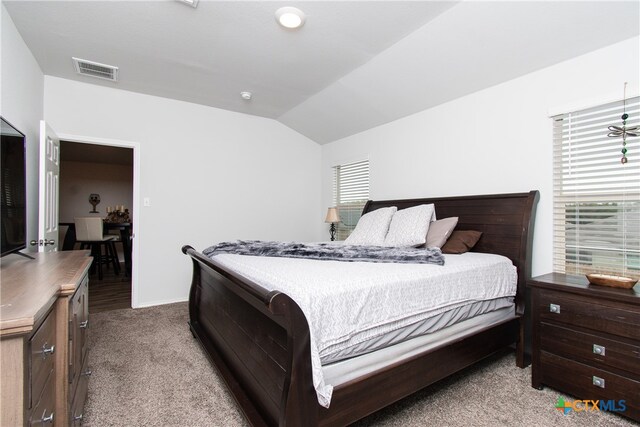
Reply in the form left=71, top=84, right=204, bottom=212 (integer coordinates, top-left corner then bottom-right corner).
left=60, top=221, right=132, bottom=276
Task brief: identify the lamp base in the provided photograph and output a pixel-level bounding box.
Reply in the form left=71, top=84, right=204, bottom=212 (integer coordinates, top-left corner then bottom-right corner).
left=329, top=223, right=336, bottom=241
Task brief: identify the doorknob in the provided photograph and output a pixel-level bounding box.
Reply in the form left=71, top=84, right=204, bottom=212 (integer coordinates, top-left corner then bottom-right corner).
left=30, top=239, right=55, bottom=246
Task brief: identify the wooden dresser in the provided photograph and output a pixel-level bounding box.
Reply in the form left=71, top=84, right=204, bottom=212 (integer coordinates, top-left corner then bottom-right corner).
left=528, top=273, right=640, bottom=422
left=0, top=251, right=92, bottom=426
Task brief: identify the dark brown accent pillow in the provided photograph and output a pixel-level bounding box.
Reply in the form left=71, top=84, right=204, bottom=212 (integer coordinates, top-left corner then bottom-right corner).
left=441, top=230, right=483, bottom=254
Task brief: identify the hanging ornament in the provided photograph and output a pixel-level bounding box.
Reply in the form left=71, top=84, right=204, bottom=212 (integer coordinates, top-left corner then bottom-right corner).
left=607, top=82, right=639, bottom=164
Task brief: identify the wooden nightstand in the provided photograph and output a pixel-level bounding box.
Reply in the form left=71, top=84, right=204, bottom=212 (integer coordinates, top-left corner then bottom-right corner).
left=528, top=273, right=640, bottom=421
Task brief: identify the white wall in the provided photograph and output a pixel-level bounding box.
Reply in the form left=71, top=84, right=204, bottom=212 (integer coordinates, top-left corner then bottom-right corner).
left=44, top=77, right=322, bottom=307
left=322, top=36, right=640, bottom=278
left=59, top=160, right=133, bottom=223
left=0, top=4, right=44, bottom=251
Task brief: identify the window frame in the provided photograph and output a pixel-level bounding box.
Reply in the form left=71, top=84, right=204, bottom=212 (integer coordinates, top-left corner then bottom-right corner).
left=332, top=159, right=370, bottom=241
left=552, top=96, right=639, bottom=278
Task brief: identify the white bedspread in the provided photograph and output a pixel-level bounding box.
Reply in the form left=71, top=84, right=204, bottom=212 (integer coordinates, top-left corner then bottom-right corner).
left=211, top=251, right=517, bottom=408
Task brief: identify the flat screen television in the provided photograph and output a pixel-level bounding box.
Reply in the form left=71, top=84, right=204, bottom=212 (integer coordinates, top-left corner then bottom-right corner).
left=1, top=117, right=27, bottom=257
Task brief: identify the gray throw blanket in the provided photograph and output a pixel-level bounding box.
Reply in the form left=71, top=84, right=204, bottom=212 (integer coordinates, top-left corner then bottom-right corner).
left=203, top=240, right=445, bottom=265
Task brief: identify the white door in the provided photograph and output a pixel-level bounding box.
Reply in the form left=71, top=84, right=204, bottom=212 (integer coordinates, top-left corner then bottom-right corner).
left=36, top=121, right=60, bottom=252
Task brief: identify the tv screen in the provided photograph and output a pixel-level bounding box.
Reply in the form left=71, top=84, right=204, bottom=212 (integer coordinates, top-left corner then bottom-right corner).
left=1, top=117, right=27, bottom=257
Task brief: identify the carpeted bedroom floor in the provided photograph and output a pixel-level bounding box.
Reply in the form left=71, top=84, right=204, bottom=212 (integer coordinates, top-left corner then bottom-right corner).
left=83, top=302, right=635, bottom=426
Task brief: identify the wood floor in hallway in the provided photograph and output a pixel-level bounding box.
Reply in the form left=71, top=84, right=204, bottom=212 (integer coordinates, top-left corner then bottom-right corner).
left=88, top=263, right=131, bottom=313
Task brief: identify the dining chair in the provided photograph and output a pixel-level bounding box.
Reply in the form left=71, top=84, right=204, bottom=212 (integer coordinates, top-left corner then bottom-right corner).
left=104, top=226, right=132, bottom=277
left=74, top=217, right=120, bottom=280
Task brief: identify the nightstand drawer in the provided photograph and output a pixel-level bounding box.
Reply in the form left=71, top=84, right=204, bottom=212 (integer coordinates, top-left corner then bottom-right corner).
left=540, top=351, right=640, bottom=420
left=537, top=289, right=640, bottom=340
left=29, top=309, right=56, bottom=408
left=540, top=322, right=640, bottom=376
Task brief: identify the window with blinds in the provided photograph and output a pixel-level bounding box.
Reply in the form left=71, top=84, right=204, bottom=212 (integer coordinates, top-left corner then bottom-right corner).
left=332, top=159, right=370, bottom=240
left=552, top=96, right=639, bottom=279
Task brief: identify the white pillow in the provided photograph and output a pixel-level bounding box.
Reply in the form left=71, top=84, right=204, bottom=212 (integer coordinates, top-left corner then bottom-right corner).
left=344, top=206, right=397, bottom=246
left=383, top=204, right=436, bottom=247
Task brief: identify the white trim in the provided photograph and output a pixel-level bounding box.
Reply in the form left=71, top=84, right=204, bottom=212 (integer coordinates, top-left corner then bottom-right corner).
left=57, top=132, right=142, bottom=308
left=135, top=297, right=188, bottom=309
left=548, top=87, right=640, bottom=117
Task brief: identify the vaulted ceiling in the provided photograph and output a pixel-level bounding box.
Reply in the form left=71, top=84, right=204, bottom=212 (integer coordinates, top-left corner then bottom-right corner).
left=4, top=1, right=639, bottom=144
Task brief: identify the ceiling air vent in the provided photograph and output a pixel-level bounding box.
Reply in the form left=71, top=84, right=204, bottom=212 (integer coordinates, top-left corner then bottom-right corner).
left=72, top=57, right=119, bottom=82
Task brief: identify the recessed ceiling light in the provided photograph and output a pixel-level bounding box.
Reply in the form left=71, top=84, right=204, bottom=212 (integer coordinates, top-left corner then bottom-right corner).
left=240, top=91, right=252, bottom=100
left=176, top=0, right=198, bottom=8
left=275, top=7, right=306, bottom=29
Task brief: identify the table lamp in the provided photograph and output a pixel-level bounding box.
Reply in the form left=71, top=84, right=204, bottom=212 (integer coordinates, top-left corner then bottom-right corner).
left=324, top=207, right=340, bottom=241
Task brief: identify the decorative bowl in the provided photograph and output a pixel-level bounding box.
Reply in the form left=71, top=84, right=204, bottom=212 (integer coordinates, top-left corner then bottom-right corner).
left=586, top=273, right=638, bottom=289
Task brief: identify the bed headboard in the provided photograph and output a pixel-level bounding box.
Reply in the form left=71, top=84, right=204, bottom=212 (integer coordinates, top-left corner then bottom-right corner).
left=363, top=191, right=539, bottom=303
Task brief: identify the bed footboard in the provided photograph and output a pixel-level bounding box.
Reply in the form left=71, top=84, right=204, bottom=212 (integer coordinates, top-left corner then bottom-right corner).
left=183, top=246, right=317, bottom=426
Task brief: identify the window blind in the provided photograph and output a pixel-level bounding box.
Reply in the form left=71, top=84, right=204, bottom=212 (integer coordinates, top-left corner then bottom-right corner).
left=333, top=159, right=369, bottom=240
left=552, top=96, right=640, bottom=278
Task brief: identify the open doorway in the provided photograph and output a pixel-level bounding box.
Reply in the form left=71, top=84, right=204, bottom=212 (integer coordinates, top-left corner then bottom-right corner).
left=59, top=141, right=133, bottom=313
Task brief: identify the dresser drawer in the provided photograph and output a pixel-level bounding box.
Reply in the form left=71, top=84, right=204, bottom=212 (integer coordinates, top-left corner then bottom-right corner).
left=69, top=276, right=89, bottom=397
left=540, top=322, right=640, bottom=377
left=70, top=358, right=91, bottom=426
left=540, top=351, right=640, bottom=420
left=28, top=367, right=55, bottom=426
left=537, top=289, right=640, bottom=340
left=29, top=309, right=56, bottom=408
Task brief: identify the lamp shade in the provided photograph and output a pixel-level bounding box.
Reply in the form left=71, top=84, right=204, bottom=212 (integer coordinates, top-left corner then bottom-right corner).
left=324, top=207, right=340, bottom=223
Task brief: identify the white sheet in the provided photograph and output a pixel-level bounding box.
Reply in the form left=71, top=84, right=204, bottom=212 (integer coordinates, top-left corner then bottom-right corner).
left=211, top=251, right=517, bottom=408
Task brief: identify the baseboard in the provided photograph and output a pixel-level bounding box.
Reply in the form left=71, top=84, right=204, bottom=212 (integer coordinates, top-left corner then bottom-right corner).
left=133, top=297, right=188, bottom=309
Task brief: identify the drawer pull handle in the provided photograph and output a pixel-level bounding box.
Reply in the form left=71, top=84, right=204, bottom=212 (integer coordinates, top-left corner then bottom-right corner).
left=593, top=344, right=606, bottom=356
left=42, top=343, right=55, bottom=357
left=74, top=413, right=83, bottom=422
left=79, top=320, right=89, bottom=329
left=41, top=410, right=54, bottom=424
left=549, top=303, right=561, bottom=314
left=82, top=369, right=93, bottom=377
left=593, top=376, right=606, bottom=388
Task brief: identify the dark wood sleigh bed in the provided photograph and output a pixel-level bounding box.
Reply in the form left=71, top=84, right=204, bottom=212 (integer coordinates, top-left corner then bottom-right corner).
left=182, top=190, right=539, bottom=426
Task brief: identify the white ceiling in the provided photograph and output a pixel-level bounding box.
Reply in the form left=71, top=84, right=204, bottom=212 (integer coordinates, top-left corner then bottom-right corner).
left=4, top=1, right=639, bottom=144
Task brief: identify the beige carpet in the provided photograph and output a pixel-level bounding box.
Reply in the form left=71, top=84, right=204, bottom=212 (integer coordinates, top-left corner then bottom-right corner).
left=84, top=302, right=635, bottom=426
